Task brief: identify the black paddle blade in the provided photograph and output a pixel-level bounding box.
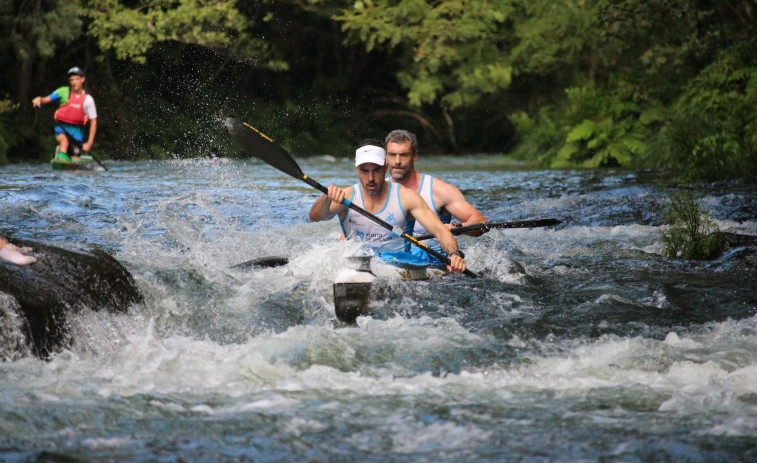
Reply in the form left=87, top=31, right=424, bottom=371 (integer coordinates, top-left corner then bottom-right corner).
left=226, top=117, right=304, bottom=179
left=230, top=256, right=289, bottom=270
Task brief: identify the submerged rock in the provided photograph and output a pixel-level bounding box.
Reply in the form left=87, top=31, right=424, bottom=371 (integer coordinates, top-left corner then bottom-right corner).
left=0, top=239, right=143, bottom=360
left=703, top=232, right=757, bottom=272
left=719, top=231, right=757, bottom=248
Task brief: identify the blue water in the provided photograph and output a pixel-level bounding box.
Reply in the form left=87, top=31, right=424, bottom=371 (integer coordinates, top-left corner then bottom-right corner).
left=1, top=157, right=756, bottom=461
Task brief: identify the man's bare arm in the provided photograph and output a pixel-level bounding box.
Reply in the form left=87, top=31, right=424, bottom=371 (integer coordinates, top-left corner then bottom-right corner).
left=32, top=96, right=51, bottom=107
left=434, top=179, right=488, bottom=226
left=401, top=187, right=466, bottom=273
left=432, top=179, right=488, bottom=236
left=83, top=118, right=97, bottom=152
left=309, top=185, right=351, bottom=222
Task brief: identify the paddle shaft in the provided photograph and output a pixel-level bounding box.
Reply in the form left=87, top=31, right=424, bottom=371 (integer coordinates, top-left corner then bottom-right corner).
left=414, top=218, right=563, bottom=240
left=88, top=152, right=108, bottom=171
left=301, top=175, right=478, bottom=278
left=61, top=128, right=108, bottom=171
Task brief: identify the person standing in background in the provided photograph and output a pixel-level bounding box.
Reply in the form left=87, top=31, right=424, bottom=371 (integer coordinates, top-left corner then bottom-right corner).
left=32, top=67, right=97, bottom=162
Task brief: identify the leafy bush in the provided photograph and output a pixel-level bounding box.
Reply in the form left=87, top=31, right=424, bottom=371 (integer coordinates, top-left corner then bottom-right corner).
left=660, top=190, right=727, bottom=260
left=510, top=81, right=663, bottom=168
left=651, top=43, right=757, bottom=181
left=0, top=100, right=21, bottom=164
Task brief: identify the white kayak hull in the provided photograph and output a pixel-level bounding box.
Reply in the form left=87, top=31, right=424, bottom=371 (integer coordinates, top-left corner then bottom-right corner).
left=333, top=255, right=448, bottom=324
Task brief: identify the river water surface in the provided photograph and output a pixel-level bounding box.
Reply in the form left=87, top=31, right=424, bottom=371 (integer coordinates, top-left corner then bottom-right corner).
left=1, top=156, right=756, bottom=461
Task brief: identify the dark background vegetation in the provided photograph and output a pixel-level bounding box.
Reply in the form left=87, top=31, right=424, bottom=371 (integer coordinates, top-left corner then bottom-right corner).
left=0, top=0, right=755, bottom=181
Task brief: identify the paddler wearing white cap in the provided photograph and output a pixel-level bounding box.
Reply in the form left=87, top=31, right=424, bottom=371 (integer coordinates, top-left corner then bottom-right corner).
left=308, top=139, right=467, bottom=274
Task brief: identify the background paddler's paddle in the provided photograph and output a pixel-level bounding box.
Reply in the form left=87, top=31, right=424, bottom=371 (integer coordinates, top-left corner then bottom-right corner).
left=414, top=218, right=564, bottom=240
left=62, top=129, right=108, bottom=171
left=88, top=152, right=109, bottom=171
left=225, top=117, right=478, bottom=278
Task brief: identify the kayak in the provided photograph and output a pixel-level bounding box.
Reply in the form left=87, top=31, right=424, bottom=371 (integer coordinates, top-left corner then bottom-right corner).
left=51, top=154, right=105, bottom=172
left=229, top=252, right=446, bottom=324
left=333, top=253, right=448, bottom=324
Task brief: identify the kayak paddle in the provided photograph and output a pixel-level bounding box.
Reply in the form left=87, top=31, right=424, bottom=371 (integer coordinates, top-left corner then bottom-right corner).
left=88, top=152, right=108, bottom=171
left=230, top=256, right=289, bottom=270
left=225, top=117, right=478, bottom=278
left=414, top=218, right=564, bottom=241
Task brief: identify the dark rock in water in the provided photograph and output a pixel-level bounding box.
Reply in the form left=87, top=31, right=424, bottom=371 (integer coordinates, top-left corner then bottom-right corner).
left=704, top=232, right=757, bottom=272
left=0, top=239, right=143, bottom=360
left=230, top=256, right=289, bottom=270
left=719, top=232, right=757, bottom=248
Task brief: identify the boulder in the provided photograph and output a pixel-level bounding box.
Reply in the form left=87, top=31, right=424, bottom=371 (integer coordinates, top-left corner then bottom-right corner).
left=0, top=239, right=143, bottom=360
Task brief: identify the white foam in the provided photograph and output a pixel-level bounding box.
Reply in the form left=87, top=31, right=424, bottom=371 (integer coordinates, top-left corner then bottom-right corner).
left=663, top=332, right=703, bottom=349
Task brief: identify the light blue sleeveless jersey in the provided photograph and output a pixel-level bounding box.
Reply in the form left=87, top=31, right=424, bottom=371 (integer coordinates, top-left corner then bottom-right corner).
left=340, top=182, right=415, bottom=253
left=389, top=174, right=451, bottom=256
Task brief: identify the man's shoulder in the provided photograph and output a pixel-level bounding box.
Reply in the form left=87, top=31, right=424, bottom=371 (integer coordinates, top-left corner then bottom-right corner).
left=430, top=175, right=463, bottom=199
left=396, top=182, right=425, bottom=205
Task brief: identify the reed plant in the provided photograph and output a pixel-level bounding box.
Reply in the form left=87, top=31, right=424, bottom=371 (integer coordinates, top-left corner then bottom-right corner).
left=661, top=190, right=727, bottom=260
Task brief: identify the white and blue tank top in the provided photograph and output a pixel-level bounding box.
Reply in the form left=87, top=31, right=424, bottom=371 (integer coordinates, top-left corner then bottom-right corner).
left=340, top=182, right=414, bottom=253
left=388, top=174, right=452, bottom=257
left=410, top=174, right=452, bottom=236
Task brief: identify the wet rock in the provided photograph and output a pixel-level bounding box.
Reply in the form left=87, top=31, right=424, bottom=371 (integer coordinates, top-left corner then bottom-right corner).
left=0, top=239, right=143, bottom=360
left=696, top=232, right=757, bottom=272
left=719, top=232, right=757, bottom=248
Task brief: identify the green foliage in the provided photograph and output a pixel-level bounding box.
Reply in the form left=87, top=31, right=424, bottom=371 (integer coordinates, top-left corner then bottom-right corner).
left=85, top=0, right=286, bottom=69
left=660, top=190, right=727, bottom=260
left=511, top=81, right=664, bottom=167
left=554, top=85, right=646, bottom=167
left=0, top=100, right=20, bottom=164
left=506, top=0, right=756, bottom=178
left=335, top=0, right=515, bottom=109
left=508, top=0, right=599, bottom=76
left=650, top=42, right=757, bottom=181
left=235, top=96, right=361, bottom=157
left=8, top=1, right=84, bottom=63
left=508, top=109, right=562, bottom=163
left=1, top=0, right=756, bottom=177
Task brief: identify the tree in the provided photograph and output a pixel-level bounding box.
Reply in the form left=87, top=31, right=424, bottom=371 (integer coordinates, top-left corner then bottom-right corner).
left=335, top=0, right=515, bottom=109
left=84, top=0, right=286, bottom=69
left=0, top=0, right=84, bottom=103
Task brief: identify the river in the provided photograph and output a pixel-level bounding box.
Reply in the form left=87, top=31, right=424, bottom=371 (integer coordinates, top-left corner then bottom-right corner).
left=1, top=156, right=756, bottom=461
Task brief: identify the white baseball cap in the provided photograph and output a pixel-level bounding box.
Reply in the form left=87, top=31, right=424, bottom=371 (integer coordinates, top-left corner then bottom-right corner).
left=355, top=145, right=386, bottom=166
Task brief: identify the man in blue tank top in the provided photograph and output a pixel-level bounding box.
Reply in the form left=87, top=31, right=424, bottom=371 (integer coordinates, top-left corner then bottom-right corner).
left=309, top=142, right=468, bottom=274
left=385, top=129, right=488, bottom=236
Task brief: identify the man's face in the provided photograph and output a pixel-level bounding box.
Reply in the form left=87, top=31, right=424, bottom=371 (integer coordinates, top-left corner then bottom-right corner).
left=357, top=162, right=387, bottom=197
left=386, top=141, right=416, bottom=182
left=69, top=75, right=85, bottom=91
